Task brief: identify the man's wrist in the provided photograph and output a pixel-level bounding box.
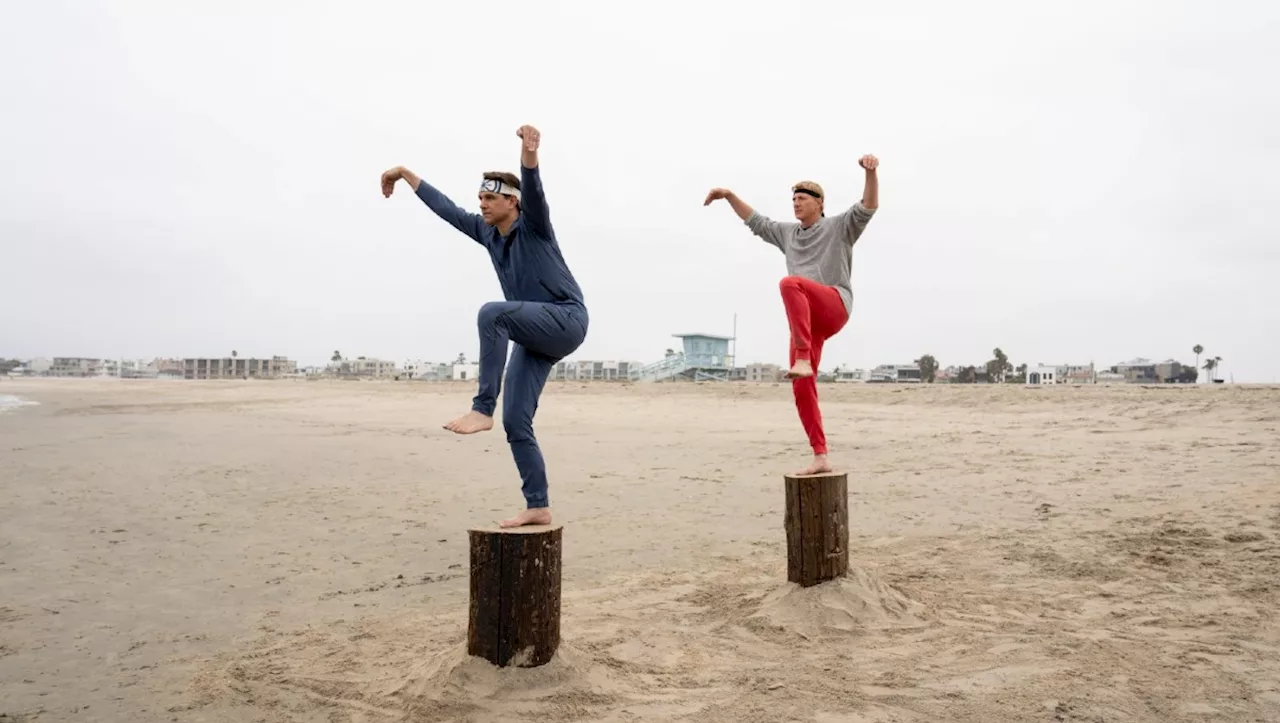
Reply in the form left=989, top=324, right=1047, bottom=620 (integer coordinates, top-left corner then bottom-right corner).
left=399, top=167, right=421, bottom=190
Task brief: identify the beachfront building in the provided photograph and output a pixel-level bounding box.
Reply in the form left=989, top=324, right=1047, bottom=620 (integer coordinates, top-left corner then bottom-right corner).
left=401, top=359, right=428, bottom=379
left=1027, top=365, right=1058, bottom=385
left=1055, top=363, right=1096, bottom=384
left=452, top=362, right=479, bottom=381
left=324, top=356, right=395, bottom=378
left=3, top=359, right=38, bottom=377
left=869, top=364, right=921, bottom=383
left=401, top=359, right=454, bottom=381
left=18, top=358, right=53, bottom=376
left=1111, top=358, right=1159, bottom=383
left=183, top=356, right=298, bottom=380
left=154, top=358, right=185, bottom=379
left=118, top=359, right=159, bottom=379
left=1154, top=359, right=1191, bottom=383
left=939, top=365, right=991, bottom=384
left=548, top=359, right=643, bottom=382
left=343, top=357, right=397, bottom=378
left=832, top=365, right=868, bottom=383
left=724, top=363, right=780, bottom=382
left=49, top=357, right=103, bottom=377
left=1108, top=358, right=1190, bottom=383
left=746, top=362, right=785, bottom=382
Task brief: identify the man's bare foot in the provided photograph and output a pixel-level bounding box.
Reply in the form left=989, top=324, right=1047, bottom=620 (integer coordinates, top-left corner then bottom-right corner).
left=795, top=454, right=832, bottom=475
left=787, top=359, right=814, bottom=378
left=443, top=410, right=493, bottom=434
left=499, top=507, right=552, bottom=528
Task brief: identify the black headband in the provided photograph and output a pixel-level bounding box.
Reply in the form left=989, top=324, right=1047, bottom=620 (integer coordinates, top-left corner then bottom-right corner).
left=793, top=188, right=822, bottom=199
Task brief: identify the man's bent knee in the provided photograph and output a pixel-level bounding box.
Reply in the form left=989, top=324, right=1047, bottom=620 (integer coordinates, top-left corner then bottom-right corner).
left=779, top=276, right=805, bottom=293
left=477, top=301, right=511, bottom=329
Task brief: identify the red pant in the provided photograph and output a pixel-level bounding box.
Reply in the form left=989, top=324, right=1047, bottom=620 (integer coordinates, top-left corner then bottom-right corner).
left=779, top=276, right=849, bottom=455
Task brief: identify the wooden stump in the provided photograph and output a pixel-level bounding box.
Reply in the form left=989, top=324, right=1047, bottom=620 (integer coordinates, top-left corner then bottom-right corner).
left=467, top=523, right=562, bottom=668
left=784, top=472, right=849, bottom=587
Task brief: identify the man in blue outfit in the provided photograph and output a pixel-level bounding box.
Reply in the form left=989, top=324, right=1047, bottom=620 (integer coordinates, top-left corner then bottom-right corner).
left=380, top=125, right=588, bottom=528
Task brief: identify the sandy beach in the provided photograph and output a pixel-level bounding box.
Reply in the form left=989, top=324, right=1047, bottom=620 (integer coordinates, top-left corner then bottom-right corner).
left=1, top=378, right=1278, bottom=722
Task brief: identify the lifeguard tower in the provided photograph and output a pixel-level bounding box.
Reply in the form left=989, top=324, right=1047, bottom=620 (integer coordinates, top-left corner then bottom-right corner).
left=638, top=332, right=736, bottom=382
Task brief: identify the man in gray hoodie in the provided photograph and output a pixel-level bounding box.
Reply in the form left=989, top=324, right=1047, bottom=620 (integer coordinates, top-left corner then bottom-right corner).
left=704, top=154, right=879, bottom=476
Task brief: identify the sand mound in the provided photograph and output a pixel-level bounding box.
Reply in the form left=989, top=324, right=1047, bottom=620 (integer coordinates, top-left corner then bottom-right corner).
left=382, top=641, right=628, bottom=716
left=189, top=629, right=635, bottom=722
left=750, top=567, right=926, bottom=638
left=672, top=562, right=926, bottom=641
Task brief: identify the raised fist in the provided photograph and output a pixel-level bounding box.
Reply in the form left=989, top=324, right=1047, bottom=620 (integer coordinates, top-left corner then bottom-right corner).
left=703, top=187, right=733, bottom=205
left=859, top=154, right=879, bottom=171
left=517, top=125, right=541, bottom=152
left=380, top=166, right=403, bottom=198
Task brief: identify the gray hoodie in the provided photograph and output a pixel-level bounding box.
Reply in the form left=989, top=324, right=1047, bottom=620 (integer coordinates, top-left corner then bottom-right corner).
left=744, top=201, right=876, bottom=314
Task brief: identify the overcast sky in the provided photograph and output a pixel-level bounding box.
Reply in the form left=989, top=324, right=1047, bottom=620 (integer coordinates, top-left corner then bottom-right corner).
left=2, top=1, right=1277, bottom=381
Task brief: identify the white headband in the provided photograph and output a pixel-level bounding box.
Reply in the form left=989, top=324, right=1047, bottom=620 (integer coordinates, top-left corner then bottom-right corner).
left=479, top=178, right=521, bottom=200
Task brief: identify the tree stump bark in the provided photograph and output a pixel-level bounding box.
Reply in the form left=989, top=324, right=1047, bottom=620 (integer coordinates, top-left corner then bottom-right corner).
left=467, top=523, right=562, bottom=668
left=784, top=472, right=849, bottom=587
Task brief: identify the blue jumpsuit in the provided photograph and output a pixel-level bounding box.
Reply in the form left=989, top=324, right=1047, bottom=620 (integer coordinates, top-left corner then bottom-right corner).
left=414, top=164, right=588, bottom=509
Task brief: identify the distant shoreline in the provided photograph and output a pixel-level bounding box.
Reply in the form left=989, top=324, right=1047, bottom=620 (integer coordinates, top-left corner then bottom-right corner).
left=0, top=394, right=39, bottom=413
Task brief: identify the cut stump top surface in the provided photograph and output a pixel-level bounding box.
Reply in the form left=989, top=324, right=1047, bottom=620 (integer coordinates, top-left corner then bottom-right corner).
left=783, top=471, right=848, bottom=481
left=467, top=522, right=564, bottom=535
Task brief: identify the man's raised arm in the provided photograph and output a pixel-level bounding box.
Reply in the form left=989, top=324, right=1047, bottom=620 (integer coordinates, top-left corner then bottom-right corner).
left=703, top=187, right=755, bottom=221
left=837, top=155, right=880, bottom=244
left=859, top=154, right=878, bottom=210
left=515, top=125, right=553, bottom=239
left=381, top=165, right=486, bottom=244
left=704, top=187, right=787, bottom=251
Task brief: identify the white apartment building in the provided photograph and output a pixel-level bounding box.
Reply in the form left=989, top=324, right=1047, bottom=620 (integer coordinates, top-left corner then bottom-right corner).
left=49, top=357, right=102, bottom=377
left=549, top=359, right=643, bottom=381
left=832, top=365, right=868, bottom=383
left=184, top=356, right=298, bottom=380
left=1027, top=365, right=1059, bottom=384
left=745, top=363, right=785, bottom=382
left=345, top=357, right=397, bottom=378
left=21, top=358, right=53, bottom=375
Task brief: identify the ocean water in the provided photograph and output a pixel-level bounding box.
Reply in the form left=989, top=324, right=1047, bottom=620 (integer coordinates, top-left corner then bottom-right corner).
left=0, top=394, right=39, bottom=413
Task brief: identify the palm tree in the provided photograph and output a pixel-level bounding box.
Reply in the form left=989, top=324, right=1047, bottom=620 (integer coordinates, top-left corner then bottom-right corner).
left=989, top=348, right=1011, bottom=383
left=1203, top=357, right=1219, bottom=383
left=232, top=350, right=238, bottom=359
left=1192, top=344, right=1203, bottom=382
left=331, top=350, right=342, bottom=363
